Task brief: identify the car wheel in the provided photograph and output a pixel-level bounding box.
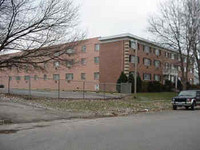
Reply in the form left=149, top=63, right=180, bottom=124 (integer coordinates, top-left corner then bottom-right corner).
left=191, top=102, right=195, bottom=110
left=173, top=105, right=177, bottom=110
left=185, top=106, right=189, bottom=110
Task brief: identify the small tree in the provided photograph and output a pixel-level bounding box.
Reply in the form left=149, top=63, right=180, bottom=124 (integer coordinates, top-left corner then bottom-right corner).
left=177, top=79, right=183, bottom=91
left=116, top=72, right=128, bottom=92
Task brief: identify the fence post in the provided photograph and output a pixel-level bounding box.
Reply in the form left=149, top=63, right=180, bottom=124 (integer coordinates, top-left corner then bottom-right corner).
left=29, top=77, right=31, bottom=97
left=58, top=79, right=60, bottom=99
left=8, top=76, right=11, bottom=94
left=83, top=81, right=85, bottom=99
left=103, top=83, right=106, bottom=100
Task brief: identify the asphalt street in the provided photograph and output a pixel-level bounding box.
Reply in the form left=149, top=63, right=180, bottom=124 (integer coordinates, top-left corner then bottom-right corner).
left=0, top=110, right=200, bottom=150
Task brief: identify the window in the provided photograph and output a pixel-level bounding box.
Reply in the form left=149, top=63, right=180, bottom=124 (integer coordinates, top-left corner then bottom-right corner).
left=95, top=44, right=100, bottom=51
left=66, top=73, right=73, bottom=80
left=94, top=72, right=99, bottom=80
left=129, top=55, right=139, bottom=64
left=94, top=57, right=99, bottom=64
left=16, top=76, right=21, bottom=81
left=66, top=59, right=74, bottom=67
left=66, top=49, right=75, bottom=54
left=81, top=73, right=86, bottom=80
left=81, top=58, right=86, bottom=65
left=143, top=73, right=151, bottom=81
left=165, top=62, right=170, bottom=69
left=184, top=57, right=187, bottom=63
left=155, top=49, right=160, bottom=56
left=24, top=75, right=30, bottom=81
left=154, top=75, right=161, bottom=81
left=9, top=76, right=12, bottom=81
left=190, top=68, right=193, bottom=73
left=34, top=75, right=38, bottom=80
left=165, top=52, right=168, bottom=58
left=144, top=45, right=150, bottom=53
left=53, top=74, right=60, bottom=80
left=144, top=58, right=151, bottom=66
left=129, top=40, right=136, bottom=49
left=82, top=45, right=86, bottom=52
left=154, top=60, right=160, bottom=68
left=178, top=66, right=181, bottom=71
left=184, top=67, right=186, bottom=72
left=44, top=74, right=47, bottom=80
left=54, top=61, right=60, bottom=68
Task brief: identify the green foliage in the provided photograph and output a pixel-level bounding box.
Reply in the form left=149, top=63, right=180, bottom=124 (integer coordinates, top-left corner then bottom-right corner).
left=177, top=79, right=183, bottom=91
left=142, top=81, right=149, bottom=92
left=128, top=73, right=134, bottom=93
left=164, top=80, right=174, bottom=92
left=116, top=72, right=128, bottom=92
left=137, top=76, right=142, bottom=92
left=147, top=81, right=162, bottom=92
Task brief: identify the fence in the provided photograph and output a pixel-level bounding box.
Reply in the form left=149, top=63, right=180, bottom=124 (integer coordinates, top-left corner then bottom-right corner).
left=0, top=76, right=132, bottom=100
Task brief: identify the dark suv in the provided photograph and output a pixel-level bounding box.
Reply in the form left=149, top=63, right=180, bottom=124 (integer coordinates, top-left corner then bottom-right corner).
left=172, top=90, right=200, bottom=110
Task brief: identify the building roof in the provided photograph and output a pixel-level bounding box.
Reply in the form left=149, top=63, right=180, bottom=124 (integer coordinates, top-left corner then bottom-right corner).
left=99, top=33, right=178, bottom=53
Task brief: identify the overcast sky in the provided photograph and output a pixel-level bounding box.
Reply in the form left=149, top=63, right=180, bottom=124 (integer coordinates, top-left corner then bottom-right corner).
left=75, top=0, right=162, bottom=39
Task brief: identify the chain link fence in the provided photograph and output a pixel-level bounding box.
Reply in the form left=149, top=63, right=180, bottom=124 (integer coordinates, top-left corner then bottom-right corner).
left=0, top=76, right=132, bottom=100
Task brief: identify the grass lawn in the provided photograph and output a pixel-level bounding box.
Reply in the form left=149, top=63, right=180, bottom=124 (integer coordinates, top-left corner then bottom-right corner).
left=13, top=92, right=178, bottom=116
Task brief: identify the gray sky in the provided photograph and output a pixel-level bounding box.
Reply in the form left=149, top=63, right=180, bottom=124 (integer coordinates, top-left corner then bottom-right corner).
left=76, top=0, right=162, bottom=39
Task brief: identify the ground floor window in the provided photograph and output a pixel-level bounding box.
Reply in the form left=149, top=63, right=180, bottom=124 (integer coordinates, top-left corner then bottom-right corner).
left=94, top=72, right=99, bottom=80
left=143, top=73, right=151, bottom=81
left=154, top=75, right=161, bottom=81
left=53, top=74, right=60, bottom=80
left=66, top=73, right=73, bottom=80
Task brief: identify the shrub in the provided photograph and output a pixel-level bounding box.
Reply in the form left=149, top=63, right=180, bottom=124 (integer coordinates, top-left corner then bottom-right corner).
left=116, top=72, right=128, bottom=92
left=142, top=81, right=149, bottom=92
left=137, top=76, right=142, bottom=92
left=164, top=80, right=174, bottom=92
left=147, top=81, right=162, bottom=92
left=177, top=79, right=183, bottom=91
left=128, top=73, right=134, bottom=93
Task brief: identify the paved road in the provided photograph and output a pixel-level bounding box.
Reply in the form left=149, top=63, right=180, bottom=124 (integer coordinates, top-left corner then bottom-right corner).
left=0, top=88, right=124, bottom=99
left=1, top=110, right=200, bottom=150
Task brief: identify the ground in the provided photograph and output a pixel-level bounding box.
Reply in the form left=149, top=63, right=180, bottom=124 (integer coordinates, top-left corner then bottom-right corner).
left=1, top=110, right=200, bottom=150
left=0, top=92, right=177, bottom=124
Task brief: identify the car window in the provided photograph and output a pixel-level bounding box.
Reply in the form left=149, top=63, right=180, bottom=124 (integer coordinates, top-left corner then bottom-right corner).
left=178, top=91, right=196, bottom=97
left=196, top=91, right=200, bottom=97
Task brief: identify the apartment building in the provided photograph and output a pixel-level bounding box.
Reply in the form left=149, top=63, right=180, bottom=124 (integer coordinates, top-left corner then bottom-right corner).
left=0, top=33, right=194, bottom=91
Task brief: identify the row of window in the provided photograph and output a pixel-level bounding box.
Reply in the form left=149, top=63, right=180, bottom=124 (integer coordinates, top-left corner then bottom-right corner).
left=129, top=55, right=194, bottom=72
left=129, top=40, right=189, bottom=62
left=81, top=44, right=100, bottom=53
left=12, top=72, right=100, bottom=81
left=53, top=57, right=99, bottom=68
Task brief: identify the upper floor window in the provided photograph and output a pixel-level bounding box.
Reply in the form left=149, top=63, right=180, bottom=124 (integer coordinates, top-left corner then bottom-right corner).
left=54, top=61, right=60, bottom=68
left=184, top=57, right=187, bottom=63
left=34, top=75, right=38, bottom=80
left=66, top=59, right=74, bottom=67
left=165, top=62, right=170, bottom=69
left=155, top=49, right=160, bottom=56
left=144, top=45, right=150, bottom=53
left=24, top=75, right=30, bottom=81
left=143, top=73, right=151, bottom=81
left=53, top=74, right=60, bottom=80
left=94, top=57, right=99, bottom=64
left=144, top=58, right=151, bottom=66
left=129, top=55, right=139, bottom=64
left=171, top=53, right=175, bottom=59
left=66, top=73, right=73, bottom=80
left=129, top=40, right=137, bottom=49
left=82, top=45, right=86, bottom=52
left=95, top=44, right=100, bottom=51
left=154, top=60, right=160, bottom=68
left=81, top=58, right=86, bottom=65
left=44, top=74, right=47, bottom=80
left=94, top=72, right=99, bottom=80
left=81, top=73, right=86, bottom=80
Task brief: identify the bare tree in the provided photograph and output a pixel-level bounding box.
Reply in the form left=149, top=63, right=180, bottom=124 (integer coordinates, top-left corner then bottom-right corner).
left=0, top=0, right=84, bottom=71
left=148, top=0, right=196, bottom=89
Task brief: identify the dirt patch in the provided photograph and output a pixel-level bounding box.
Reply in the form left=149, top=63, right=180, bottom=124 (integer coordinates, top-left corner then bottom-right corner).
left=0, top=129, right=18, bottom=134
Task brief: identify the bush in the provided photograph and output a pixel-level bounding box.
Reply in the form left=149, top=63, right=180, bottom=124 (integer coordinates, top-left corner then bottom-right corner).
left=116, top=72, right=128, bottom=92
left=137, top=76, right=142, bottom=92
left=177, top=79, right=183, bottom=91
left=147, top=81, right=162, bottom=92
left=164, top=80, right=174, bottom=92
left=142, top=81, right=149, bottom=92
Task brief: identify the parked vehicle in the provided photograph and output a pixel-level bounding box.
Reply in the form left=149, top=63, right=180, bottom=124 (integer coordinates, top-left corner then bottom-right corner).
left=172, top=90, right=200, bottom=110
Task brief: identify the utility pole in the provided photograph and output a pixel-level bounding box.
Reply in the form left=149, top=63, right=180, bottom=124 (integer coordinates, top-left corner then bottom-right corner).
left=134, top=40, right=138, bottom=98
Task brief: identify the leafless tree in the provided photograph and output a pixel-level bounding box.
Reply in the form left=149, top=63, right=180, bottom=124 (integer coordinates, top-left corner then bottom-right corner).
left=148, top=0, right=197, bottom=89
left=0, top=0, right=84, bottom=71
